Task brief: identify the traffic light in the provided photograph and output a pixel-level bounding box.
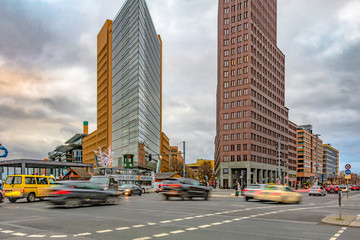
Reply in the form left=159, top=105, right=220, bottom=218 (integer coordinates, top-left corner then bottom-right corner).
left=148, top=154, right=152, bottom=161
left=123, top=154, right=134, bottom=169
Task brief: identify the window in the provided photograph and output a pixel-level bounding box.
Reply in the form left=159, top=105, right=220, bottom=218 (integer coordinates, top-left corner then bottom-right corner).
left=244, top=44, right=248, bottom=52
left=244, top=78, right=249, bottom=84
left=231, top=37, right=236, bottom=44
left=237, top=35, right=242, bottom=43
left=237, top=111, right=241, bottom=118
left=224, top=92, right=229, bottom=99
left=237, top=24, right=242, bottom=32
left=231, top=27, right=235, bottom=34
left=237, top=79, right=242, bottom=85
left=224, top=134, right=229, bottom=141
left=224, top=145, right=229, bottom=151
left=237, top=122, right=241, bottom=129
left=224, top=60, right=229, bottom=67
left=231, top=80, right=236, bottom=87
left=231, top=59, right=236, bottom=66
left=231, top=48, right=236, bottom=55
left=224, top=8, right=229, bottom=14
left=244, top=11, right=248, bottom=18
left=13, top=176, right=22, bottom=184
left=224, top=71, right=229, bottom=78
left=231, top=69, right=236, bottom=76
left=244, top=33, right=248, bottom=41
left=224, top=18, right=229, bottom=25
left=231, top=101, right=235, bottom=108
left=244, top=22, right=248, bottom=30
left=237, top=68, right=242, bottom=75
left=237, top=133, right=241, bottom=140
left=223, top=168, right=229, bottom=174
left=237, top=46, right=242, bottom=53
left=244, top=88, right=248, bottom=94
left=244, top=133, right=248, bottom=139
left=224, top=103, right=229, bottom=109
left=237, top=13, right=242, bottom=21
left=225, top=29, right=229, bottom=35
left=224, top=81, right=229, bottom=88
left=231, top=134, right=235, bottom=140
left=243, top=144, right=248, bottom=150
left=231, top=112, right=235, bottom=119
left=243, top=111, right=248, bottom=117
left=224, top=39, right=229, bottom=46
left=224, top=0, right=229, bottom=3
left=224, top=113, right=229, bottom=120
left=231, top=123, right=236, bottom=129
left=224, top=124, right=229, bottom=130
left=244, top=67, right=248, bottom=73
left=243, top=99, right=248, bottom=106
left=237, top=144, right=241, bottom=151
left=244, top=56, right=248, bottom=63
left=237, top=100, right=241, bottom=107
left=224, top=50, right=229, bottom=56
left=36, top=177, right=48, bottom=185
left=25, top=177, right=35, bottom=184
left=237, top=57, right=242, bottom=64
left=237, top=89, right=241, bottom=96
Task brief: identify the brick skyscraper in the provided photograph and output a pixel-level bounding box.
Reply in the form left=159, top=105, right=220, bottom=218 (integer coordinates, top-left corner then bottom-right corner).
left=215, top=0, right=296, bottom=188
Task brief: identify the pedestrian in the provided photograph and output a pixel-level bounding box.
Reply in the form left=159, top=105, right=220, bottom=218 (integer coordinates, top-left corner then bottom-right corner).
left=237, top=181, right=241, bottom=197
left=234, top=181, right=239, bottom=196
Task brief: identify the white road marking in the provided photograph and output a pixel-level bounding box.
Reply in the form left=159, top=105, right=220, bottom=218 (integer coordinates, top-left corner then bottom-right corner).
left=170, top=230, right=185, bottom=234
left=222, top=220, right=233, bottom=223
left=232, top=218, right=241, bottom=221
left=334, top=234, right=340, bottom=237
left=133, top=237, right=152, bottom=240
left=96, top=229, right=113, bottom=233
left=341, top=227, right=347, bottom=230
left=153, top=233, right=170, bottom=237
left=50, top=235, right=67, bottom=238
left=74, top=233, right=91, bottom=236
left=116, top=227, right=130, bottom=231
left=195, top=215, right=204, bottom=218
left=28, top=235, right=46, bottom=238
left=147, top=223, right=157, bottom=225
left=173, top=218, right=183, bottom=221
left=160, top=220, right=172, bottom=223
left=133, top=225, right=146, bottom=228
left=184, top=217, right=194, bottom=219
left=185, top=227, right=198, bottom=231
left=12, top=233, right=27, bottom=236
left=214, top=212, right=222, bottom=215
left=198, top=224, right=211, bottom=228
left=2, top=230, right=14, bottom=233
left=329, top=238, right=337, bottom=240
left=205, top=213, right=214, bottom=216
left=211, top=222, right=223, bottom=225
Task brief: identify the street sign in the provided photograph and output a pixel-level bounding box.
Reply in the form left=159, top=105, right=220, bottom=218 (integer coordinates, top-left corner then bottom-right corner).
left=345, top=169, right=351, bottom=175
left=285, top=176, right=289, bottom=180
left=345, top=164, right=351, bottom=170
left=345, top=175, right=351, bottom=180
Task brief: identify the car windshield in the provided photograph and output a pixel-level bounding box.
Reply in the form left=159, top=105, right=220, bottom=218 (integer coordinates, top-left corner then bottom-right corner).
left=120, top=184, right=134, bottom=188
left=90, top=177, right=109, bottom=184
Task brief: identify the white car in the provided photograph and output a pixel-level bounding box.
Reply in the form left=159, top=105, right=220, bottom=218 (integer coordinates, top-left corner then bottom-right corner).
left=243, top=184, right=267, bottom=201
left=309, top=186, right=326, bottom=196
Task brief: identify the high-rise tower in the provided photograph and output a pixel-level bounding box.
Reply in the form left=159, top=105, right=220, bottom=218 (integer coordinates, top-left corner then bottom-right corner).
left=112, top=0, right=161, bottom=170
left=215, top=0, right=296, bottom=188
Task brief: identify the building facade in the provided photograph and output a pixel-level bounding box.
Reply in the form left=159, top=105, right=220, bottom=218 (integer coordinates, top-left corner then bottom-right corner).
left=322, top=144, right=339, bottom=182
left=296, top=125, right=323, bottom=185
left=160, top=132, right=170, bottom=172
left=112, top=0, right=161, bottom=170
left=215, top=0, right=295, bottom=188
left=82, top=20, right=113, bottom=166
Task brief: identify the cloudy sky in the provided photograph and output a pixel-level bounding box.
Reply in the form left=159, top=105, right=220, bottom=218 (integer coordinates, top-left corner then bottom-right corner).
left=0, top=0, right=359, bottom=173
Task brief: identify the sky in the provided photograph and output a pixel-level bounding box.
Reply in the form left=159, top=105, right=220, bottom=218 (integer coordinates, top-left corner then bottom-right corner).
left=0, top=0, right=359, bottom=173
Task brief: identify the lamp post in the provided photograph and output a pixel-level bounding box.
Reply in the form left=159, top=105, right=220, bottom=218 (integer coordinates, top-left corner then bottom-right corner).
left=277, top=137, right=281, bottom=184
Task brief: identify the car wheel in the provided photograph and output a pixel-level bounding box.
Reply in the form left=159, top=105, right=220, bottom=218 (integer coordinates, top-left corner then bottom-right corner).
left=27, top=193, right=35, bottom=203
left=139, top=191, right=142, bottom=196
left=105, top=196, right=120, bottom=205
left=245, top=196, right=249, bottom=201
left=9, top=198, right=17, bottom=203
left=64, top=198, right=81, bottom=208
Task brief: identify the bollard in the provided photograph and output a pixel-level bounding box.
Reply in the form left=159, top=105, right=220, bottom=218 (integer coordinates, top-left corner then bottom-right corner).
left=338, top=190, right=342, bottom=220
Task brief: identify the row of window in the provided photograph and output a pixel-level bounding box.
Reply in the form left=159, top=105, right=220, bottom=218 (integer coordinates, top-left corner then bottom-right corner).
left=223, top=78, right=249, bottom=89
left=223, top=56, right=249, bottom=68
left=223, top=88, right=248, bottom=99
left=223, top=122, right=249, bottom=131
left=224, top=99, right=248, bottom=109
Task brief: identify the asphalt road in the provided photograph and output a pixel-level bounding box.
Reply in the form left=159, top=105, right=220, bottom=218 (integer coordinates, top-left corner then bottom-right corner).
left=0, top=191, right=359, bottom=240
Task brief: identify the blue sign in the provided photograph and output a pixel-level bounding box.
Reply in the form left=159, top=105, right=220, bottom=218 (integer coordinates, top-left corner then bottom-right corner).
left=345, top=169, right=351, bottom=175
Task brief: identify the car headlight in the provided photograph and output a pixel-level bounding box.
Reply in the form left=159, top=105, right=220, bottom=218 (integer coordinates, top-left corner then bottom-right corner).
left=104, top=187, right=108, bottom=191
left=125, top=189, right=131, bottom=192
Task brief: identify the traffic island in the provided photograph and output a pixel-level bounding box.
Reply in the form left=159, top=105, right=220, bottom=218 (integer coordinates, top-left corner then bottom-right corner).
left=321, top=215, right=357, bottom=227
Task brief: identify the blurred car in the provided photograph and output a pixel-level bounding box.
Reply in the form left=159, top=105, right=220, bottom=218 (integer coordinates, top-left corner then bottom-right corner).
left=118, top=184, right=142, bottom=196
left=309, top=186, right=326, bottom=196
left=253, top=184, right=301, bottom=204
left=325, top=185, right=339, bottom=194
left=161, top=178, right=210, bottom=200
left=339, top=185, right=349, bottom=192
left=242, top=184, right=267, bottom=201
left=350, top=185, right=359, bottom=191
left=50, top=181, right=120, bottom=208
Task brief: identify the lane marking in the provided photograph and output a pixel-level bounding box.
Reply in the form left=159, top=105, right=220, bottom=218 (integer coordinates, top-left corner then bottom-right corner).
left=170, top=230, right=185, bottom=234
left=50, top=235, right=67, bottom=238
left=153, top=233, right=170, bottom=237
left=173, top=218, right=183, bottom=221
left=96, top=229, right=113, bottom=233
left=2, top=230, right=14, bottom=233
left=160, top=220, right=172, bottom=223
left=198, top=224, right=211, bottom=228
left=185, top=227, right=198, bottom=231
left=28, top=235, right=46, bottom=238
left=74, top=233, right=91, bottom=236
left=12, top=233, right=27, bottom=236
left=195, top=215, right=204, bottom=218
left=133, top=225, right=146, bottom=228
left=222, top=220, right=233, bottom=223
left=133, top=237, right=152, bottom=240
left=116, top=227, right=130, bottom=231
left=147, top=223, right=157, bottom=225
left=211, top=222, right=223, bottom=225
left=184, top=217, right=194, bottom=219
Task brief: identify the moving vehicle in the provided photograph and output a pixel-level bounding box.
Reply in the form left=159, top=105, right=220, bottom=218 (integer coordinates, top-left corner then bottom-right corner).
left=243, top=184, right=267, bottom=201
left=325, top=185, right=339, bottom=194
left=3, top=175, right=56, bottom=203
left=253, top=184, right=301, bottom=204
left=118, top=184, right=142, bottom=196
left=161, top=178, right=210, bottom=200
left=350, top=185, right=359, bottom=191
left=339, top=185, right=349, bottom=192
left=309, top=186, right=326, bottom=196
left=49, top=181, right=120, bottom=208
left=90, top=175, right=119, bottom=191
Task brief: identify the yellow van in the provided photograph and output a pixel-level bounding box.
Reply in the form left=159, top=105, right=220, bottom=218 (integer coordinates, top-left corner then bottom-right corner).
left=4, top=175, right=57, bottom=203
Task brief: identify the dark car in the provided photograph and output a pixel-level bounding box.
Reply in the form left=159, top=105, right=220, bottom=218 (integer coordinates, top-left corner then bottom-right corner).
left=49, top=181, right=120, bottom=208
left=326, top=185, right=339, bottom=194
left=89, top=175, right=119, bottom=191
left=161, top=178, right=210, bottom=200
left=118, top=184, right=142, bottom=196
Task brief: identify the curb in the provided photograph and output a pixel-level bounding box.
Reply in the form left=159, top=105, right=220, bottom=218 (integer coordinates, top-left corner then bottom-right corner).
left=321, top=215, right=358, bottom=227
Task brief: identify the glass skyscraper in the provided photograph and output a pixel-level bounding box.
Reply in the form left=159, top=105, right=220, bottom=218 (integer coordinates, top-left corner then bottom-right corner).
left=112, top=0, right=161, bottom=170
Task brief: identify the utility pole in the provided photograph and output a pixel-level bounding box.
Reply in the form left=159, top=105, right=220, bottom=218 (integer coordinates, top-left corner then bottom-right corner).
left=315, top=134, right=320, bottom=186
left=183, top=141, right=186, bottom=178
left=277, top=137, right=281, bottom=184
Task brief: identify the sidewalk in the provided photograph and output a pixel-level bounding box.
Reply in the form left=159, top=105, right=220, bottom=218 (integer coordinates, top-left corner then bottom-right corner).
left=210, top=189, right=244, bottom=198
left=321, top=215, right=360, bottom=227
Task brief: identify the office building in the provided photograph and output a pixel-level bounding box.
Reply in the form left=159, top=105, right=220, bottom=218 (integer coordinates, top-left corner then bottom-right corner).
left=215, top=0, right=295, bottom=188
left=112, top=0, right=161, bottom=170
left=296, top=125, right=323, bottom=184
left=322, top=144, right=339, bottom=182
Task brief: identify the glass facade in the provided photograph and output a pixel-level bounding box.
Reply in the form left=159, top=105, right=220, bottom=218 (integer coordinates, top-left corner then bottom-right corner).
left=112, top=0, right=161, bottom=169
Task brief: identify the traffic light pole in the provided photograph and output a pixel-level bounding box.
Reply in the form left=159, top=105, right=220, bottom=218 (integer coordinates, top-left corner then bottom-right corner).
left=183, top=141, right=186, bottom=178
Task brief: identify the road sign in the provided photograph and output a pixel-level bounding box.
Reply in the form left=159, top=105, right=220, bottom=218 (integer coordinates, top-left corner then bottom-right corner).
left=345, top=175, right=351, bottom=180
left=285, top=176, right=289, bottom=180
left=345, top=164, right=351, bottom=170
left=345, top=169, right=351, bottom=175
